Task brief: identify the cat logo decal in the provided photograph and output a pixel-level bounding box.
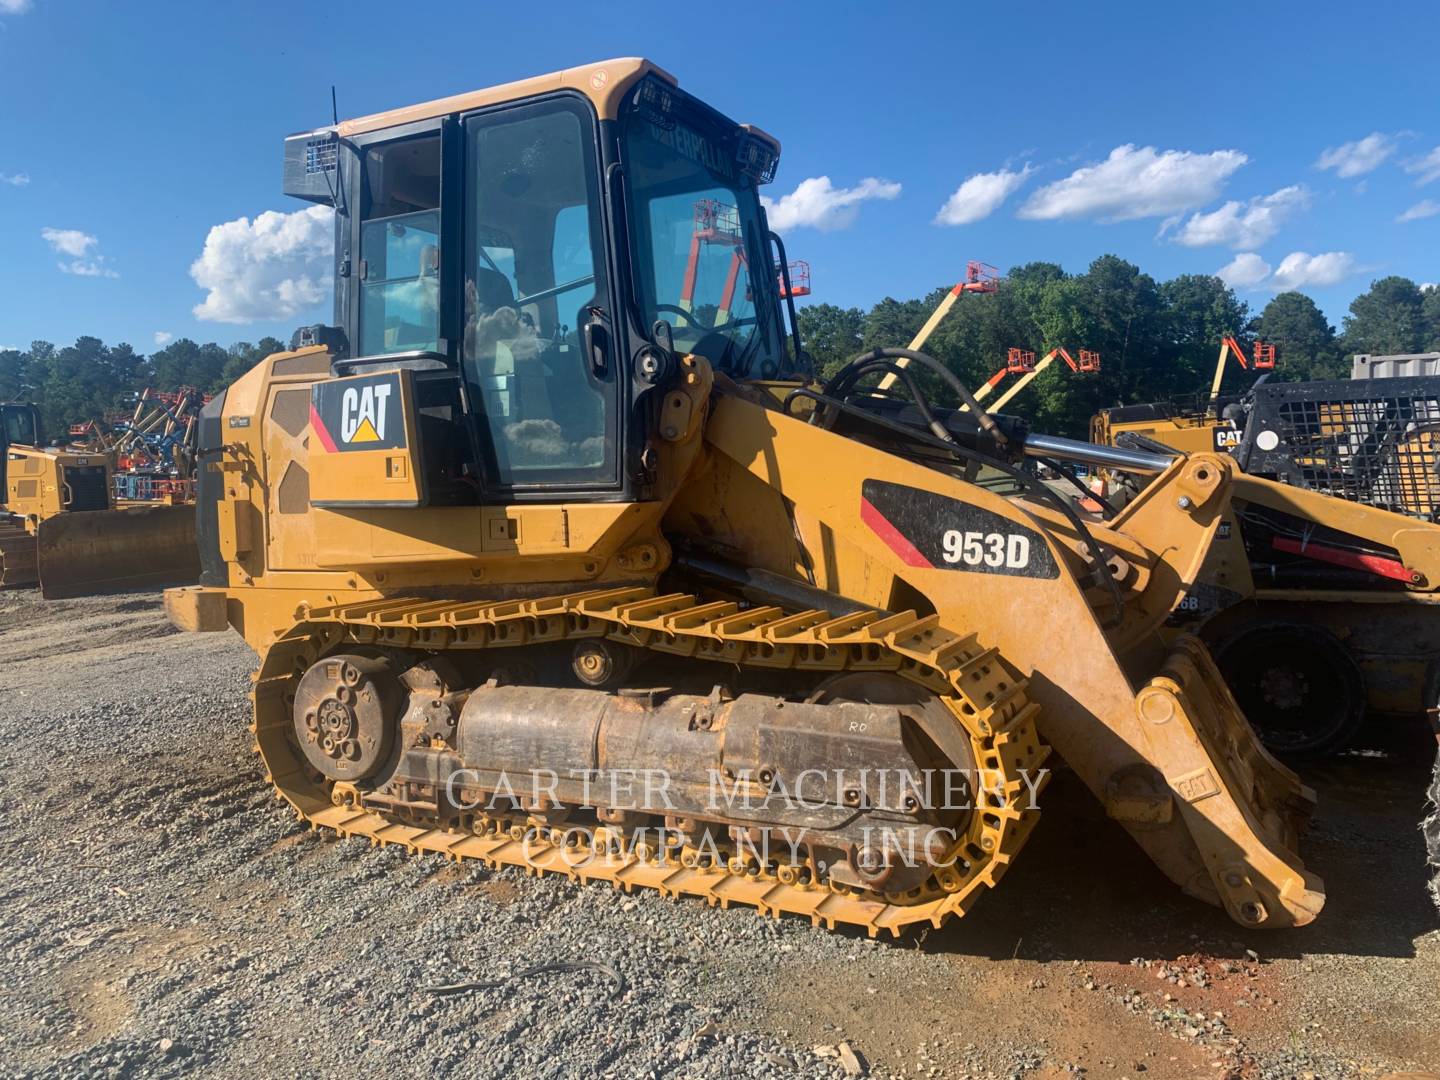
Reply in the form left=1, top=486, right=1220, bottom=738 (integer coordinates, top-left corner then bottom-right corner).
left=310, top=374, right=406, bottom=453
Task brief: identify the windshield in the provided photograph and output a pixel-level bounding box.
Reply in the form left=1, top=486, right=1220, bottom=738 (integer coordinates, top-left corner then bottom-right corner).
left=622, top=83, right=783, bottom=378
left=2, top=405, right=39, bottom=449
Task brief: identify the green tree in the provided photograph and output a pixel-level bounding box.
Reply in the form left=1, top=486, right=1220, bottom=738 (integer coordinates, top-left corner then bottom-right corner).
left=28, top=337, right=139, bottom=438
left=0, top=346, right=33, bottom=404
left=147, top=339, right=230, bottom=395
left=1422, top=285, right=1440, bottom=352
left=1255, top=292, right=1344, bottom=380
left=861, top=295, right=934, bottom=352
left=1159, top=274, right=1250, bottom=395
left=795, top=304, right=865, bottom=378
left=1342, top=276, right=1426, bottom=355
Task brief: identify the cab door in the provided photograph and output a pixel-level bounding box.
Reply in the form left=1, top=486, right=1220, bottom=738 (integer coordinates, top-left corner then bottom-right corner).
left=458, top=95, right=624, bottom=500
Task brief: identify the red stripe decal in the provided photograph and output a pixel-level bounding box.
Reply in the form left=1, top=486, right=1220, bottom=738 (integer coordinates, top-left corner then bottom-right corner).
left=860, top=496, right=934, bottom=568
left=310, top=403, right=338, bottom=453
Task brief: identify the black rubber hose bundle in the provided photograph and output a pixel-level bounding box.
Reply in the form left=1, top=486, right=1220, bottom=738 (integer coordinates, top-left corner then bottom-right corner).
left=821, top=347, right=1008, bottom=448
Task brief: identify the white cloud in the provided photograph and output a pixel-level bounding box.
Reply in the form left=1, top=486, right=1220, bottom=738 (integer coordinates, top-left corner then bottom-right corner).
left=0, top=172, right=29, bottom=186
left=1171, top=185, right=1308, bottom=249
left=1017, top=144, right=1247, bottom=222
left=0, top=0, right=33, bottom=14
left=934, top=164, right=1033, bottom=226
left=1270, top=251, right=1357, bottom=291
left=1398, top=199, right=1440, bottom=223
left=1404, top=146, right=1440, bottom=186
left=63, top=258, right=118, bottom=278
left=1218, top=250, right=1358, bottom=291
left=41, top=226, right=118, bottom=277
left=761, top=176, right=901, bottom=232
left=153, top=331, right=174, bottom=347
left=1216, top=252, right=1272, bottom=289
left=1315, top=133, right=1397, bottom=178
left=41, top=227, right=97, bottom=257
left=190, top=205, right=333, bottom=323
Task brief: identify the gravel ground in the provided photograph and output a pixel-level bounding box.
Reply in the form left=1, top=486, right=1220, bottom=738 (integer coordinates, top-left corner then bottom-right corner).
left=0, top=589, right=1437, bottom=1080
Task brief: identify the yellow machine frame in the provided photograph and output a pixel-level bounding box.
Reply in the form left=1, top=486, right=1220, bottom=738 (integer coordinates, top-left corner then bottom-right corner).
left=166, top=59, right=1324, bottom=936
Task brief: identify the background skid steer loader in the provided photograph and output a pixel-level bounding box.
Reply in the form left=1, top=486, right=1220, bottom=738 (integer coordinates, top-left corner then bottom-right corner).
left=1094, top=371, right=1440, bottom=758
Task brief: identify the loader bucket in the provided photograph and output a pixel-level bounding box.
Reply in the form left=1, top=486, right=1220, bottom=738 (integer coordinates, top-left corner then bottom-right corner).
left=36, top=505, right=200, bottom=599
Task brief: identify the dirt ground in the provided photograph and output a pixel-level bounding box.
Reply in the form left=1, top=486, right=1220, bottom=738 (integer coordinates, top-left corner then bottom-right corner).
left=0, top=589, right=1436, bottom=1079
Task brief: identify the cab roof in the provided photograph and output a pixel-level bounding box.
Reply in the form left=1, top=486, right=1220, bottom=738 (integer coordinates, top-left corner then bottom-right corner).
left=331, top=57, right=778, bottom=153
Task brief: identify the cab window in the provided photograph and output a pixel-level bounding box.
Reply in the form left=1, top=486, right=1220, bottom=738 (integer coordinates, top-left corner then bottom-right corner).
left=621, top=89, right=783, bottom=378
left=2, top=405, right=38, bottom=449
left=358, top=134, right=442, bottom=356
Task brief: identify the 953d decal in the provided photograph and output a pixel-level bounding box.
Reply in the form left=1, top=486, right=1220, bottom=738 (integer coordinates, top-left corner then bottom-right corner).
left=860, top=478, right=1059, bottom=579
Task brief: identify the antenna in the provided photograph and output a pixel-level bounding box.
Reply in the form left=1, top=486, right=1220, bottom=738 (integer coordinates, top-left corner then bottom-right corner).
left=331, top=85, right=339, bottom=127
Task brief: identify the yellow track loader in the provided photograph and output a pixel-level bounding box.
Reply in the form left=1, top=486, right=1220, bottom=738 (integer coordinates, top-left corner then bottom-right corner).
left=165, top=58, right=1324, bottom=935
left=1, top=402, right=201, bottom=598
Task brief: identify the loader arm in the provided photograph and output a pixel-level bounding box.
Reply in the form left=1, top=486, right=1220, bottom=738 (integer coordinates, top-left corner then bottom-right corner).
left=702, top=392, right=1323, bottom=927
left=1233, top=472, right=1440, bottom=589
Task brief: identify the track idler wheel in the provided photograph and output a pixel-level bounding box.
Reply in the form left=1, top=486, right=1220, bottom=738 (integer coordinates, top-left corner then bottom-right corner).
left=293, top=653, right=401, bottom=782
left=570, top=639, right=641, bottom=688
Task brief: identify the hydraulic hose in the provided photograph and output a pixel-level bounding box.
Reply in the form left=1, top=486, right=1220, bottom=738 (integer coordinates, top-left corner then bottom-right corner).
left=813, top=357, right=959, bottom=446
left=826, top=348, right=1008, bottom=448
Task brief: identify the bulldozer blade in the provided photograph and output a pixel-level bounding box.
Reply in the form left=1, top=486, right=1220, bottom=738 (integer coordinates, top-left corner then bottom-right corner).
left=37, top=506, right=200, bottom=600
left=0, top=522, right=39, bottom=589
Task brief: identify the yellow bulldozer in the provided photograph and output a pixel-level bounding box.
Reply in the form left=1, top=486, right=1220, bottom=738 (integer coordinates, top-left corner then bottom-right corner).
left=166, top=58, right=1331, bottom=935
left=1, top=402, right=201, bottom=598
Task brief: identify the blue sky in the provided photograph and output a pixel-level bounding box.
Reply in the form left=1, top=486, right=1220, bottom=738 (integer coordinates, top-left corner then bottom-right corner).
left=0, top=0, right=1435, bottom=354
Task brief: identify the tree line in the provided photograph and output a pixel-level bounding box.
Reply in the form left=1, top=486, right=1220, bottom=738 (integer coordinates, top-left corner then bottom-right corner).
left=798, top=258, right=1440, bottom=436
left=0, top=336, right=283, bottom=441
left=3, top=260, right=1438, bottom=440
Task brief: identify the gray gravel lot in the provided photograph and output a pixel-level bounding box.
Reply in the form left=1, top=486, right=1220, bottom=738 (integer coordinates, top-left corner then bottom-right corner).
left=0, top=589, right=1436, bottom=1079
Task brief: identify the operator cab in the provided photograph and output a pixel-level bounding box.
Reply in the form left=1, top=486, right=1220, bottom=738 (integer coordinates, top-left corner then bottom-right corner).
left=283, top=60, right=794, bottom=505
left=1, top=403, right=43, bottom=502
